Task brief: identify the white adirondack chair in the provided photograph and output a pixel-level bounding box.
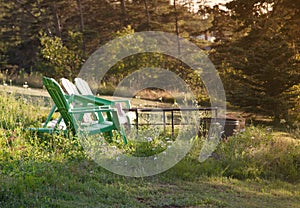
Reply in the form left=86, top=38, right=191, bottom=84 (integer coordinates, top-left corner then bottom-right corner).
left=60, top=78, right=97, bottom=124
left=74, top=78, right=134, bottom=126
left=74, top=77, right=94, bottom=95
left=60, top=77, right=80, bottom=95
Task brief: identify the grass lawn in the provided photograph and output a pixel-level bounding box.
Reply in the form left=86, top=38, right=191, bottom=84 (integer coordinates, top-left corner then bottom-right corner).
left=0, top=85, right=299, bottom=207
left=2, top=158, right=300, bottom=208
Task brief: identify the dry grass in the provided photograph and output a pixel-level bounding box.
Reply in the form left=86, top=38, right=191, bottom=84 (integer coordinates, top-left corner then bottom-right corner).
left=0, top=85, right=171, bottom=109
left=0, top=85, right=49, bottom=97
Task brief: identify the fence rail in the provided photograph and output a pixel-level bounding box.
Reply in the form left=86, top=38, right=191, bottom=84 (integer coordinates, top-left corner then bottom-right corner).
left=124, top=107, right=218, bottom=136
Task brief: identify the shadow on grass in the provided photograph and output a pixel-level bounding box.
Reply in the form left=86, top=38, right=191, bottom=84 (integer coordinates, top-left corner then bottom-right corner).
left=1, top=155, right=299, bottom=208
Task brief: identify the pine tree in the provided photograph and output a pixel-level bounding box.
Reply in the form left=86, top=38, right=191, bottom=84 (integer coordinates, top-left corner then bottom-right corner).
left=212, top=0, right=300, bottom=122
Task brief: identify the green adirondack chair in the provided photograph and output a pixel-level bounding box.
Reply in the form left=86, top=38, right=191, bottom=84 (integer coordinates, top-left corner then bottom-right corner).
left=61, top=77, right=133, bottom=127
left=30, top=77, right=127, bottom=144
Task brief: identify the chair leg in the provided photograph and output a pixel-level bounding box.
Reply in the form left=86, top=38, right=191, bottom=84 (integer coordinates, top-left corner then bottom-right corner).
left=109, top=131, right=113, bottom=139
left=103, top=131, right=113, bottom=143
left=120, top=127, right=128, bottom=144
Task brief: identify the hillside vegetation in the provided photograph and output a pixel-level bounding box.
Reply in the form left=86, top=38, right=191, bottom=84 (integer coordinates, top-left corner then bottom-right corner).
left=0, top=91, right=299, bottom=207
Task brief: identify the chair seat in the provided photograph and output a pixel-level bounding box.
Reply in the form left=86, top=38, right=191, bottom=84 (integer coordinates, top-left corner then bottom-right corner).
left=80, top=121, right=114, bottom=135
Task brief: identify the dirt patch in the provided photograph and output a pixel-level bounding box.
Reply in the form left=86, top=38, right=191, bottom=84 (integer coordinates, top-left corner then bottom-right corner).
left=0, top=85, right=49, bottom=97
left=0, top=85, right=171, bottom=108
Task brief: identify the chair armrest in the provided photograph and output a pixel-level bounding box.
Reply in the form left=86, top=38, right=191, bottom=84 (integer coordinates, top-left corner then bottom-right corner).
left=71, top=94, right=111, bottom=106
left=85, top=95, right=114, bottom=105
left=69, top=106, right=116, bottom=114
left=86, top=95, right=130, bottom=108
left=111, top=100, right=131, bottom=109
left=72, top=94, right=131, bottom=108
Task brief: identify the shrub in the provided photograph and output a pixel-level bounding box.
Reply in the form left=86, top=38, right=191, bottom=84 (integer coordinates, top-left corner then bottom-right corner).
left=199, top=125, right=300, bottom=182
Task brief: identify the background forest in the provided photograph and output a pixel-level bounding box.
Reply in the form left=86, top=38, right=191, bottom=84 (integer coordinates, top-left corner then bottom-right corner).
left=0, top=0, right=299, bottom=124
left=0, top=1, right=300, bottom=207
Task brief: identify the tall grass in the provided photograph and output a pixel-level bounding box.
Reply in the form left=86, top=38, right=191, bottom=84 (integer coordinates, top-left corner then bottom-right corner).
left=1, top=91, right=299, bottom=183
left=171, top=125, right=300, bottom=182
left=0, top=70, right=44, bottom=88
left=0, top=92, right=299, bottom=207
left=0, top=92, right=86, bottom=207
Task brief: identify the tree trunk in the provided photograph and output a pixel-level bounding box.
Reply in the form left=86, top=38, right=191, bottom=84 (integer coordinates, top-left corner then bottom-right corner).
left=76, top=0, right=86, bottom=55
left=51, top=3, right=62, bottom=38
left=143, top=0, right=151, bottom=30
left=173, top=0, right=181, bottom=55
left=120, top=0, right=127, bottom=26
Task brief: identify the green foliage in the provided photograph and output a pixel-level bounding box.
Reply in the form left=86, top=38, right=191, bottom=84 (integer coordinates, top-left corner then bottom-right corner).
left=287, top=84, right=300, bottom=122
left=0, top=92, right=40, bottom=130
left=97, top=25, right=207, bottom=103
left=224, top=34, right=299, bottom=122
left=103, top=25, right=164, bottom=85
left=0, top=92, right=300, bottom=207
left=1, top=0, right=299, bottom=120
left=0, top=0, right=209, bottom=76
left=211, top=0, right=300, bottom=123
left=199, top=126, right=300, bottom=182
left=39, top=32, right=84, bottom=79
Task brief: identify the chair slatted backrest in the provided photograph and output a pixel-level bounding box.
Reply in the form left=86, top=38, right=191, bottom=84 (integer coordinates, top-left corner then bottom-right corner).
left=74, top=77, right=132, bottom=126
left=61, top=78, right=80, bottom=95
left=43, top=77, right=77, bottom=134
left=61, top=77, right=108, bottom=123
left=75, top=77, right=130, bottom=107
left=74, top=77, right=94, bottom=95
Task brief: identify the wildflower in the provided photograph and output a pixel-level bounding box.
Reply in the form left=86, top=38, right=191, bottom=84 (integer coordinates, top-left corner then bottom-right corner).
left=147, top=137, right=153, bottom=142
left=280, top=119, right=286, bottom=124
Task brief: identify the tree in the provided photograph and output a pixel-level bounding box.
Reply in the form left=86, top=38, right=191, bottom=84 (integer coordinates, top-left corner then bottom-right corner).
left=0, top=0, right=211, bottom=75
left=0, top=0, right=83, bottom=73
left=0, top=0, right=43, bottom=72
left=39, top=32, right=84, bottom=79
left=211, top=0, right=300, bottom=122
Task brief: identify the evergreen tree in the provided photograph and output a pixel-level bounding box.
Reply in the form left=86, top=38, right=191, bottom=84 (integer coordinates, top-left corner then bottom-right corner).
left=212, top=0, right=300, bottom=122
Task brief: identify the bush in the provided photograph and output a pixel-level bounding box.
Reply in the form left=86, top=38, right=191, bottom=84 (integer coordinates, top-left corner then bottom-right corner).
left=198, top=125, right=300, bottom=182
left=0, top=69, right=44, bottom=88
